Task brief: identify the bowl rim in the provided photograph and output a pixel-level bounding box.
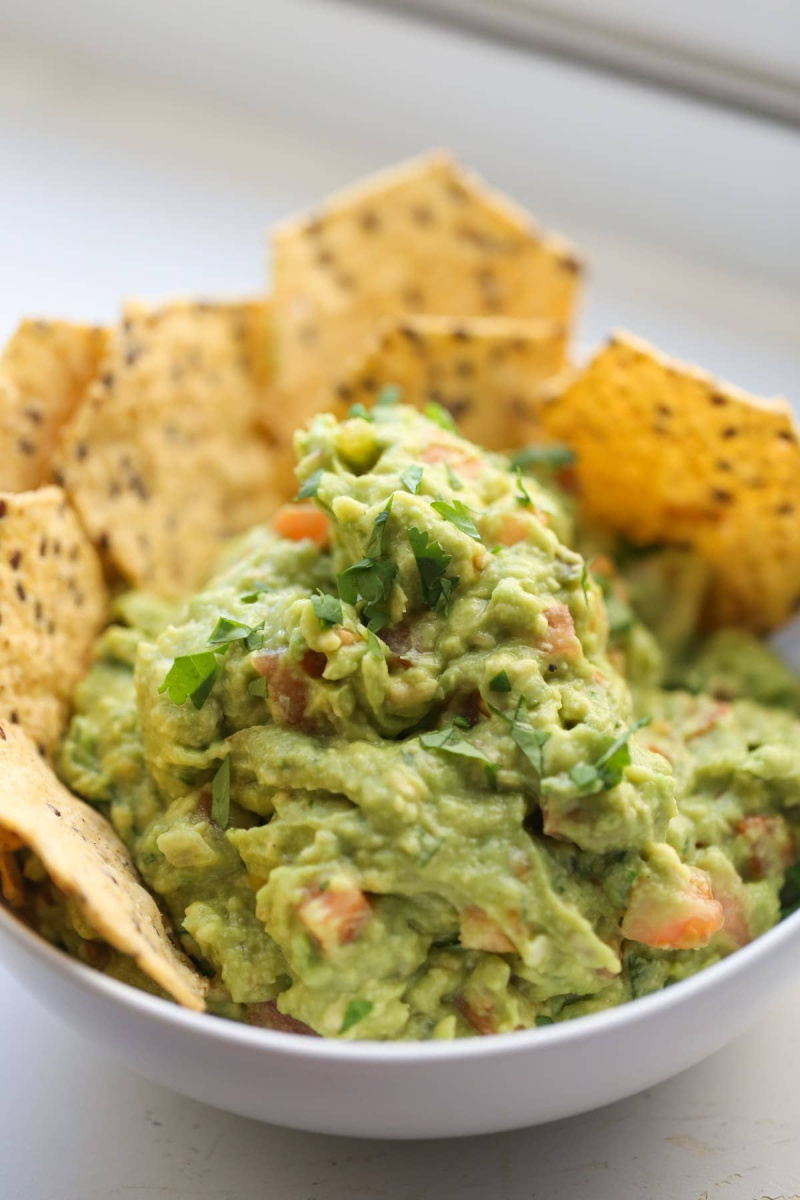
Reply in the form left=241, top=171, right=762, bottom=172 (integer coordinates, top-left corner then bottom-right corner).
left=2, top=898, right=799, bottom=1063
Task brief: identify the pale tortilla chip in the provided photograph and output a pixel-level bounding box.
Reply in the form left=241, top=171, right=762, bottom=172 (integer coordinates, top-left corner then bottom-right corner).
left=0, top=319, right=106, bottom=492
left=272, top=151, right=583, bottom=450
left=336, top=314, right=568, bottom=450
left=0, top=722, right=205, bottom=1009
left=0, top=487, right=107, bottom=752
left=55, top=299, right=284, bottom=597
left=537, top=332, right=800, bottom=631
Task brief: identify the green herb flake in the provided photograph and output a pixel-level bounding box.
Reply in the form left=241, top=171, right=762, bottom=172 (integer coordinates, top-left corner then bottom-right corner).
left=492, top=697, right=550, bottom=775
left=430, top=498, right=481, bottom=541
left=244, top=625, right=265, bottom=652
left=241, top=581, right=271, bottom=604
left=580, top=563, right=590, bottom=606
left=407, top=527, right=460, bottom=614
left=210, top=757, right=231, bottom=829
left=489, top=670, right=512, bottom=693
left=509, top=444, right=576, bottom=471
left=337, top=557, right=397, bottom=630
left=515, top=468, right=533, bottom=509
left=348, top=402, right=373, bottom=422
left=297, top=468, right=323, bottom=500
left=248, top=676, right=269, bottom=698
left=400, top=464, right=423, bottom=494
left=158, top=652, right=220, bottom=709
left=569, top=716, right=651, bottom=795
left=365, top=496, right=393, bottom=559
left=208, top=616, right=264, bottom=654
left=420, top=726, right=493, bottom=767
left=311, top=590, right=343, bottom=628
left=445, top=463, right=464, bottom=491
left=366, top=628, right=384, bottom=659
left=340, top=999, right=373, bottom=1034
left=424, top=401, right=457, bottom=431
left=535, top=1015, right=554, bottom=1027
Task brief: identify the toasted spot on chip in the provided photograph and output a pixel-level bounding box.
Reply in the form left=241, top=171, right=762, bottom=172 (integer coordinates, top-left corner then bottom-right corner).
left=272, top=151, right=583, bottom=453
left=0, top=722, right=206, bottom=1009
left=0, top=487, right=107, bottom=751
left=336, top=314, right=568, bottom=450
left=537, top=332, right=800, bottom=631
left=0, top=319, right=106, bottom=491
left=56, top=299, right=284, bottom=597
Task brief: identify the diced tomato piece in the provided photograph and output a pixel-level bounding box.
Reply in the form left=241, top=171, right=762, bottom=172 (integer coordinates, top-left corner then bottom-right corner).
left=300, top=649, right=327, bottom=678
left=299, top=880, right=371, bottom=954
left=704, top=863, right=750, bottom=949
left=737, top=815, right=795, bottom=880
left=420, top=443, right=481, bottom=477
left=253, top=649, right=309, bottom=727
left=541, top=604, right=581, bottom=659
left=497, top=513, right=532, bottom=546
left=460, top=906, right=517, bottom=953
left=273, top=504, right=330, bottom=548
left=247, top=1000, right=319, bottom=1036
left=622, top=867, right=724, bottom=950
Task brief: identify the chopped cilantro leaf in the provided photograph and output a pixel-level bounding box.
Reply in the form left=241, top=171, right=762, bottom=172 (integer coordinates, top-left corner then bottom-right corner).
left=420, top=726, right=493, bottom=767
left=296, top=468, right=323, bottom=500
left=241, top=581, right=271, bottom=604
left=311, top=590, right=343, bottom=628
left=535, top=1015, right=554, bottom=1027
left=248, top=676, right=268, bottom=698
left=377, top=384, right=401, bottom=406
left=337, top=557, right=397, bottom=629
left=341, top=999, right=373, bottom=1034
left=509, top=444, right=576, bottom=471
left=489, top=670, right=511, bottom=693
left=244, top=625, right=265, bottom=652
left=208, top=616, right=264, bottom=654
left=158, top=652, right=220, bottom=709
left=452, top=716, right=471, bottom=729
left=424, top=402, right=457, bottom=431
left=430, top=498, right=481, bottom=541
left=445, top=463, right=464, bottom=491
left=407, top=527, right=460, bottom=614
left=211, top=757, right=231, bottom=828
left=492, top=697, right=550, bottom=775
left=365, top=496, right=393, bottom=559
left=400, top=464, right=423, bottom=494
left=366, top=628, right=384, bottom=659
left=568, top=716, right=651, bottom=795
left=348, top=402, right=373, bottom=421
left=515, top=468, right=533, bottom=508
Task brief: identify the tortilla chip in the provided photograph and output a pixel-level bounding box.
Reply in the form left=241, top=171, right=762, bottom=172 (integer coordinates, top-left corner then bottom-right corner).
left=0, top=722, right=205, bottom=1009
left=0, top=319, right=106, bottom=492
left=272, top=151, right=583, bottom=446
left=0, top=487, right=107, bottom=752
left=537, top=332, right=800, bottom=631
left=336, top=314, right=568, bottom=450
left=55, top=299, right=284, bottom=597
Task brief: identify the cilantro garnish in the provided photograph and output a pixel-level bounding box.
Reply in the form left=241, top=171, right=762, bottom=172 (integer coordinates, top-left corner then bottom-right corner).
left=515, top=468, right=533, bottom=509
left=241, top=581, right=271, bottom=604
left=211, top=757, right=231, bottom=829
left=430, top=498, right=481, bottom=541
left=420, top=726, right=493, bottom=767
left=348, top=403, right=373, bottom=422
left=567, top=716, right=651, bottom=795
left=445, top=463, right=464, bottom=491
left=492, top=696, right=550, bottom=775
left=377, top=384, right=401, bottom=406
left=158, top=652, right=220, bottom=709
left=296, top=468, right=323, bottom=500
left=400, top=464, right=423, bottom=495
left=535, top=1015, right=554, bottom=1027
left=248, top=676, right=268, bottom=698
left=580, top=563, right=590, bottom=605
left=341, top=999, right=373, bottom=1034
left=489, top=670, right=511, bottom=693
left=311, top=590, right=343, bottom=628
left=337, top=557, right=397, bottom=630
left=407, top=527, right=460, bottom=614
left=366, top=628, right=384, bottom=659
left=365, top=496, right=393, bottom=558
left=208, top=616, right=264, bottom=653
left=509, top=444, right=576, bottom=471
left=424, top=402, right=457, bottom=431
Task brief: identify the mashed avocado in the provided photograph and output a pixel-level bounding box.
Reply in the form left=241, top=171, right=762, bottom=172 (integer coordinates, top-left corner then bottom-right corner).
left=57, top=404, right=800, bottom=1038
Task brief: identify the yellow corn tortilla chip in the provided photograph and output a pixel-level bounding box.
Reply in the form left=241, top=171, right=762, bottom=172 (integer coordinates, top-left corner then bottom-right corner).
left=0, top=319, right=107, bottom=492
left=0, top=487, right=107, bottom=753
left=55, top=299, right=284, bottom=598
left=272, top=151, right=583, bottom=450
left=0, top=722, right=205, bottom=1010
left=337, top=314, right=568, bottom=450
left=537, top=332, right=800, bottom=631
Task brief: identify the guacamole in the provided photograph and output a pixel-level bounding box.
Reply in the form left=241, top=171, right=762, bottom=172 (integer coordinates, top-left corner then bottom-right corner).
left=56, top=403, right=800, bottom=1038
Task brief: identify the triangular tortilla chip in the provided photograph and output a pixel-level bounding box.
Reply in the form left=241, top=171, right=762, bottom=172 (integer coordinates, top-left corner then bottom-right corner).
left=271, top=151, right=583, bottom=449
left=0, top=319, right=106, bottom=491
left=0, top=722, right=205, bottom=1010
left=537, top=332, right=800, bottom=631
left=0, top=487, right=107, bottom=752
left=335, top=314, right=568, bottom=450
left=55, top=299, right=284, bottom=597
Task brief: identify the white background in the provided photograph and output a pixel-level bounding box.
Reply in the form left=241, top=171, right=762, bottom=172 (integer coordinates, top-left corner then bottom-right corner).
left=0, top=2, right=799, bottom=1195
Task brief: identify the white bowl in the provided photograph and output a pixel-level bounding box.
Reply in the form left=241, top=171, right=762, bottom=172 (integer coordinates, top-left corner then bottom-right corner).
left=2, top=901, right=799, bottom=1138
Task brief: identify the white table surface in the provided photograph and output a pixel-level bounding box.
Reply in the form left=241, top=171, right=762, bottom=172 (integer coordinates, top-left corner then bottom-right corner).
left=1, top=7, right=800, bottom=1195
